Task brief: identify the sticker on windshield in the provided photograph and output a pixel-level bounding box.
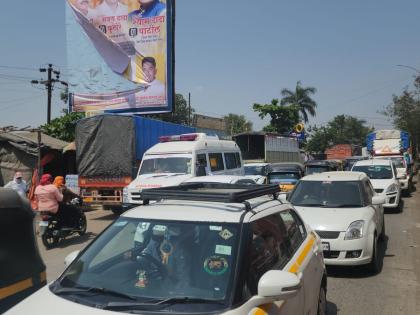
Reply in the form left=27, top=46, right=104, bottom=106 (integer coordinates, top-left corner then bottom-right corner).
left=219, top=229, right=233, bottom=240
left=114, top=221, right=128, bottom=227
left=215, top=245, right=232, bottom=256
left=204, top=256, right=229, bottom=276
left=322, top=181, right=332, bottom=184
left=209, top=225, right=222, bottom=231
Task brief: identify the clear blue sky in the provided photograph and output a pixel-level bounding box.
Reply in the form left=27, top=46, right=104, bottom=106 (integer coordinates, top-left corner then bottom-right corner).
left=1, top=0, right=420, bottom=131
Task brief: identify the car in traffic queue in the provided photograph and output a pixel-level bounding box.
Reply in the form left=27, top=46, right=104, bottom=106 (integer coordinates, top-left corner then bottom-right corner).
left=344, top=156, right=369, bottom=171
left=373, top=155, right=411, bottom=194
left=285, top=172, right=385, bottom=273
left=267, top=163, right=305, bottom=193
left=352, top=159, right=402, bottom=210
left=244, top=162, right=273, bottom=184
left=6, top=184, right=328, bottom=315
left=0, top=188, right=47, bottom=313
left=304, top=160, right=340, bottom=175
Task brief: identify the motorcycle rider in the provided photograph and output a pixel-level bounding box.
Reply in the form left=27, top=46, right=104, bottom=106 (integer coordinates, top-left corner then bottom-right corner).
left=34, top=174, right=63, bottom=218
left=53, top=176, right=81, bottom=228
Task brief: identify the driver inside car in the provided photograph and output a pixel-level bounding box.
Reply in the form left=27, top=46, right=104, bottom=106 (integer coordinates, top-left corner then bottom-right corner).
left=136, top=224, right=195, bottom=290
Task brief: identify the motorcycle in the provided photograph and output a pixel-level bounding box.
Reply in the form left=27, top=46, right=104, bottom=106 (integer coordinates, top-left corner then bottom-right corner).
left=39, top=198, right=87, bottom=249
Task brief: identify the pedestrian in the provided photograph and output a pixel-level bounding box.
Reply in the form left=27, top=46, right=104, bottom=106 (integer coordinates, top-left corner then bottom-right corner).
left=4, top=172, right=27, bottom=197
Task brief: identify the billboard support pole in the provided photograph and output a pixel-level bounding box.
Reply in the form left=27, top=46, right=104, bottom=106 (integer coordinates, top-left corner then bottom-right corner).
left=188, top=92, right=191, bottom=126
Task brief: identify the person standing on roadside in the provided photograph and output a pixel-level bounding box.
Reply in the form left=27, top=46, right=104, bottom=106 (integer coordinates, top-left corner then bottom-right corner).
left=4, top=172, right=27, bottom=197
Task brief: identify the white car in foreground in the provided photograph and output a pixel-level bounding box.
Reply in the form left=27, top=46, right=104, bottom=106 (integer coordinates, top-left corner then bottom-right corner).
left=6, top=184, right=327, bottom=315
left=352, top=159, right=401, bottom=210
left=287, top=172, right=385, bottom=272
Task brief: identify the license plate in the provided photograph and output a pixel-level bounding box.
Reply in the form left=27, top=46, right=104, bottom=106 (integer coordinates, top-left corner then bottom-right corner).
left=83, top=197, right=93, bottom=203
left=322, top=242, right=330, bottom=251
left=39, top=221, right=49, bottom=227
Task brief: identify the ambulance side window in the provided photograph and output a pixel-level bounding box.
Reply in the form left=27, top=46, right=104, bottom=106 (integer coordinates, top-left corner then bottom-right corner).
left=209, top=153, right=224, bottom=172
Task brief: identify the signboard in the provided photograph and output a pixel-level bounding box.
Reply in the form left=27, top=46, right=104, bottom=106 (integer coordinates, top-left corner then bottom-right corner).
left=67, top=0, right=174, bottom=114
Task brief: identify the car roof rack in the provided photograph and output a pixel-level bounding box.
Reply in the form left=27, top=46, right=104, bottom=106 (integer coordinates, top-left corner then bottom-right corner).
left=141, top=183, right=280, bottom=211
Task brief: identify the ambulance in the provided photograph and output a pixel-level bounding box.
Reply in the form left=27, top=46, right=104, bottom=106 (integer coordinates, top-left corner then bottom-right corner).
left=123, top=133, right=244, bottom=208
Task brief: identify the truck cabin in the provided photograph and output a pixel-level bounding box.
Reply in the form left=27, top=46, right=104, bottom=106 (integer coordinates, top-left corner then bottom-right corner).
left=305, top=160, right=339, bottom=175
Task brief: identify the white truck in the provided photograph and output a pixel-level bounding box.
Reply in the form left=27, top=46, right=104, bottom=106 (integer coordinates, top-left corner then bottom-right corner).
left=367, top=129, right=412, bottom=194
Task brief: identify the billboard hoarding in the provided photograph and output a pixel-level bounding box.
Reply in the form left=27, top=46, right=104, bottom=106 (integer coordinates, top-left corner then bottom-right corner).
left=67, top=0, right=174, bottom=114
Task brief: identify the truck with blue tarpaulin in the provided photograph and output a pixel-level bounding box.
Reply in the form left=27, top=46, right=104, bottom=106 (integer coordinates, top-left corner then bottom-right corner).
left=75, top=114, right=195, bottom=213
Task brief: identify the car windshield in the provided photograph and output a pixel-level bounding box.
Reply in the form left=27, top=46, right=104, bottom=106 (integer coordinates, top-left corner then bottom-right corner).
left=352, top=165, right=393, bottom=179
left=268, top=172, right=300, bottom=183
left=139, top=156, right=192, bottom=175
left=305, top=166, right=329, bottom=175
left=289, top=180, right=363, bottom=207
left=244, top=165, right=266, bottom=176
left=379, top=157, right=405, bottom=168
left=56, top=218, right=238, bottom=310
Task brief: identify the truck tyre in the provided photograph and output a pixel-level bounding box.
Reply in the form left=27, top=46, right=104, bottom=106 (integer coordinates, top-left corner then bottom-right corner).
left=111, top=207, right=124, bottom=215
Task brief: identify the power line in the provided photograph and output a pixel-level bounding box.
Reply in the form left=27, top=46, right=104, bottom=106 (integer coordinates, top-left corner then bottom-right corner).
left=0, top=65, right=39, bottom=72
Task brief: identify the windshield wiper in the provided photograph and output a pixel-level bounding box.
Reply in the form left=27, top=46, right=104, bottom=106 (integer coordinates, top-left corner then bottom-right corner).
left=53, top=285, right=138, bottom=301
left=331, top=204, right=363, bottom=208
left=103, top=297, right=224, bottom=311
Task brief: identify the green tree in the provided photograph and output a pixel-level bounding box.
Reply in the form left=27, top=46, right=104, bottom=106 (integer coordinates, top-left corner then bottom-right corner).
left=381, top=82, right=420, bottom=157
left=280, top=81, right=318, bottom=123
left=40, top=111, right=84, bottom=142
left=224, top=113, right=253, bottom=135
left=147, top=93, right=193, bottom=125
left=306, top=115, right=373, bottom=153
left=253, top=99, right=300, bottom=134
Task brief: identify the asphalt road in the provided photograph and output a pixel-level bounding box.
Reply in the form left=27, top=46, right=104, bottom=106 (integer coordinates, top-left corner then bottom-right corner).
left=36, top=182, right=420, bottom=315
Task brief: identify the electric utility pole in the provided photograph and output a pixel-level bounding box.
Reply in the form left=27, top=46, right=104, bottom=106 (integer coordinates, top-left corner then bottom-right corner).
left=31, top=64, right=68, bottom=124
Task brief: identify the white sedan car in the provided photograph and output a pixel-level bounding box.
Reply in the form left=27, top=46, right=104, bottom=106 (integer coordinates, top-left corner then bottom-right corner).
left=352, top=159, right=401, bottom=210
left=287, top=172, right=385, bottom=273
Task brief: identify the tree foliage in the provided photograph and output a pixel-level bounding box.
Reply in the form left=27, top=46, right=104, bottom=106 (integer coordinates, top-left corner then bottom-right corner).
left=381, top=77, right=420, bottom=157
left=40, top=111, right=84, bottom=142
left=280, top=81, right=318, bottom=123
left=306, top=115, right=373, bottom=153
left=253, top=99, right=300, bottom=134
left=224, top=113, right=253, bottom=135
left=147, top=93, right=193, bottom=125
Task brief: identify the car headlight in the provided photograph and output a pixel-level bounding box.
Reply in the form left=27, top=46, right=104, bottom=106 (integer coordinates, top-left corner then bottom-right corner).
left=344, top=220, right=364, bottom=240
left=122, top=187, right=129, bottom=203
left=385, top=184, right=397, bottom=194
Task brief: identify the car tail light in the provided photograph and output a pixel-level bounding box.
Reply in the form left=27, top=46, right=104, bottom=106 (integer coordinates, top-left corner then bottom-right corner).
left=41, top=215, right=50, bottom=220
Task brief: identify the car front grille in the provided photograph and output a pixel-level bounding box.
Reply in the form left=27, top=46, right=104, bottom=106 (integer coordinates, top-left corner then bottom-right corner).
left=323, top=251, right=340, bottom=259
left=375, top=189, right=384, bottom=193
left=315, top=230, right=340, bottom=239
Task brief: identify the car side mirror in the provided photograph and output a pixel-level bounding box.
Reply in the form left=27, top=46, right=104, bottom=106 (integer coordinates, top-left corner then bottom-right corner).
left=372, top=195, right=385, bottom=205
left=258, top=270, right=301, bottom=300
left=64, top=250, right=80, bottom=267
